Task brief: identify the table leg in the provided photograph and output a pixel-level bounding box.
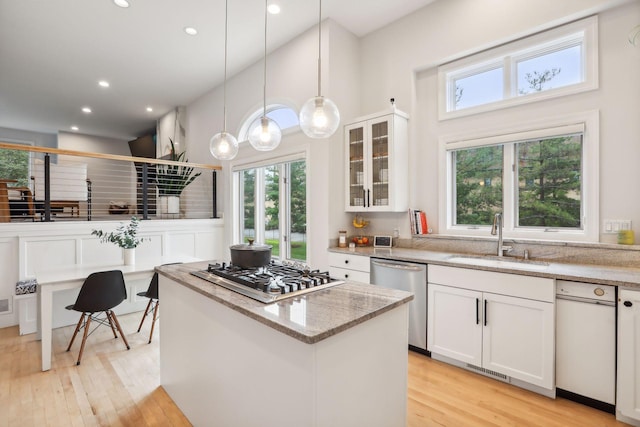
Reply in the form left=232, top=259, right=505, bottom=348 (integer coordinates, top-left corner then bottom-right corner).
left=39, top=286, right=53, bottom=371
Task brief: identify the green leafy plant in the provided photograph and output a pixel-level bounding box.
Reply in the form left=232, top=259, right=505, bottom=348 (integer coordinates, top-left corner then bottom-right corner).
left=157, top=138, right=201, bottom=196
left=91, top=216, right=146, bottom=249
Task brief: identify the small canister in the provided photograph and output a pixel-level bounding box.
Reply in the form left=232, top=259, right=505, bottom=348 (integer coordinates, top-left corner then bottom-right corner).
left=338, top=230, right=348, bottom=248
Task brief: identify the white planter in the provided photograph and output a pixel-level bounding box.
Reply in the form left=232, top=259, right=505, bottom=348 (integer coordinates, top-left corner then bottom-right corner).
left=123, top=248, right=135, bottom=266
left=158, top=195, right=180, bottom=217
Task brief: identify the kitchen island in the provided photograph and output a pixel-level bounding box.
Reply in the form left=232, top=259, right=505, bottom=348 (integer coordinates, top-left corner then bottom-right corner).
left=156, top=262, right=414, bottom=427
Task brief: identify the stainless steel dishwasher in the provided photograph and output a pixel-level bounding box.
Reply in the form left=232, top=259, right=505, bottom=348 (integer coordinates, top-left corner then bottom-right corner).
left=556, top=280, right=616, bottom=413
left=370, top=258, right=427, bottom=353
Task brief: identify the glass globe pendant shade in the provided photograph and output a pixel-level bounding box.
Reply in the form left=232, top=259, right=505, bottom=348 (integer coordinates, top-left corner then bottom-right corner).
left=209, top=131, right=239, bottom=160
left=248, top=116, right=282, bottom=151
left=299, top=96, right=340, bottom=138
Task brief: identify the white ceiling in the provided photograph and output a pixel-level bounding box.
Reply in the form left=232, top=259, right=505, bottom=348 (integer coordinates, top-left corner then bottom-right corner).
left=0, top=0, right=436, bottom=141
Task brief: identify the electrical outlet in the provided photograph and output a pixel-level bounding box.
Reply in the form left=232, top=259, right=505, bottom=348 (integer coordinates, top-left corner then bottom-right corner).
left=603, top=219, right=632, bottom=233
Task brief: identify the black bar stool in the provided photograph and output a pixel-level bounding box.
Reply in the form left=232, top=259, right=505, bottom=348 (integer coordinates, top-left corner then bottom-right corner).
left=137, top=272, right=159, bottom=343
left=65, top=270, right=130, bottom=365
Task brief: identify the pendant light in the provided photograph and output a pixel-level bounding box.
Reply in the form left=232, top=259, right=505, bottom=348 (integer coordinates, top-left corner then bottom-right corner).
left=298, top=0, right=340, bottom=139
left=247, top=0, right=281, bottom=151
left=210, top=0, right=239, bottom=160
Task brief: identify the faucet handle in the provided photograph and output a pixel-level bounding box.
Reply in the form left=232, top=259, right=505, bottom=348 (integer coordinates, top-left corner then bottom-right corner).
left=501, top=245, right=513, bottom=254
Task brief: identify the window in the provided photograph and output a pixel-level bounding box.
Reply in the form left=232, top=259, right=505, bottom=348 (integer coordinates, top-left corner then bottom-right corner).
left=0, top=142, right=32, bottom=187
left=234, top=157, right=307, bottom=262
left=238, top=105, right=300, bottom=142
left=439, top=16, right=598, bottom=119
left=440, top=112, right=598, bottom=242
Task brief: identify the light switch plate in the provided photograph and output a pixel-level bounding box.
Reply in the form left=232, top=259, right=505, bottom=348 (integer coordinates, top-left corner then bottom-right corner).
left=603, top=219, right=632, bottom=234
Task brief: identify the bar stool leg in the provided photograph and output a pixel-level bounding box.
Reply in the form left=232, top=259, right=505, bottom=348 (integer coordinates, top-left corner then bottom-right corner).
left=67, top=313, right=85, bottom=351
left=109, top=310, right=130, bottom=350
left=137, top=298, right=153, bottom=333
left=148, top=300, right=159, bottom=343
left=76, top=314, right=92, bottom=365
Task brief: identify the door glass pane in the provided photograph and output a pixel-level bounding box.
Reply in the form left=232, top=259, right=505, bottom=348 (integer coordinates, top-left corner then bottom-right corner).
left=370, top=121, right=389, bottom=206
left=289, top=161, right=306, bottom=261
left=453, top=66, right=504, bottom=110
left=517, top=134, right=582, bottom=228
left=264, top=165, right=280, bottom=258
left=0, top=147, right=30, bottom=186
left=517, top=45, right=582, bottom=95
left=348, top=127, right=365, bottom=208
left=241, top=169, right=255, bottom=242
left=454, top=145, right=503, bottom=226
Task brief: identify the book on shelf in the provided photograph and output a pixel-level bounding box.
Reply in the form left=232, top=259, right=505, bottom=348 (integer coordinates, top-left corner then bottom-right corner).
left=408, top=209, right=429, bottom=235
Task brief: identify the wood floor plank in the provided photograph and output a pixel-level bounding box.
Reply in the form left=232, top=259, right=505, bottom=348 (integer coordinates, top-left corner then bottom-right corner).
left=0, top=314, right=634, bottom=426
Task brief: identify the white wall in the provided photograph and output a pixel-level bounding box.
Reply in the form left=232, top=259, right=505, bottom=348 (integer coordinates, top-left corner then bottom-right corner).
left=358, top=0, right=640, bottom=242
left=184, top=0, right=639, bottom=268
left=186, top=20, right=361, bottom=268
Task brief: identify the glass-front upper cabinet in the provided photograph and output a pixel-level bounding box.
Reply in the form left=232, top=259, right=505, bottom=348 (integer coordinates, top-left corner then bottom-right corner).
left=344, top=109, right=409, bottom=212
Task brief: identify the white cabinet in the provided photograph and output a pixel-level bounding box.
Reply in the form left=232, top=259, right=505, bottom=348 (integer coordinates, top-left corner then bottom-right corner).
left=344, top=109, right=408, bottom=212
left=428, top=265, right=555, bottom=390
left=617, top=288, right=640, bottom=425
left=328, top=252, right=370, bottom=283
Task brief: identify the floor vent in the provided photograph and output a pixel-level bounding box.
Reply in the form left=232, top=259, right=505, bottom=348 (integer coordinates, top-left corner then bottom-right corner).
left=466, top=364, right=508, bottom=381
left=0, top=298, right=9, bottom=314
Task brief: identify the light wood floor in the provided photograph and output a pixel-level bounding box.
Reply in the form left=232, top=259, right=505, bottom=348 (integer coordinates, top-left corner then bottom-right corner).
left=0, top=313, right=631, bottom=426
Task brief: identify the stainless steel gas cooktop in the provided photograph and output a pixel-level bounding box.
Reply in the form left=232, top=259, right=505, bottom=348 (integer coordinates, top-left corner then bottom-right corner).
left=190, top=262, right=344, bottom=303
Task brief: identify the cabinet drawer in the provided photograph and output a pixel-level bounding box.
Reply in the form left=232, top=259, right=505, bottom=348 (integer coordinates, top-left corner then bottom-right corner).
left=328, top=252, right=370, bottom=272
left=329, top=267, right=370, bottom=284
left=428, top=264, right=554, bottom=302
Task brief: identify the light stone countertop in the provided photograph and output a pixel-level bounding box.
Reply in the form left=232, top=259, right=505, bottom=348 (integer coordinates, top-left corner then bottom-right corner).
left=330, top=246, right=640, bottom=289
left=155, top=261, right=414, bottom=344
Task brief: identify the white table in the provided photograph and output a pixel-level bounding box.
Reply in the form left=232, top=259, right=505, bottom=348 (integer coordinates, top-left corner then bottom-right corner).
left=37, top=257, right=199, bottom=371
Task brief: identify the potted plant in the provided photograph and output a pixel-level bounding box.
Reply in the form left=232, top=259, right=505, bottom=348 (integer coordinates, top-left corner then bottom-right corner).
left=91, top=216, right=146, bottom=265
left=156, top=138, right=201, bottom=215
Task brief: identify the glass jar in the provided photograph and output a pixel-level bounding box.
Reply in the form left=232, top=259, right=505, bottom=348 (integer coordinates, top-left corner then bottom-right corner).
left=338, top=230, right=347, bottom=248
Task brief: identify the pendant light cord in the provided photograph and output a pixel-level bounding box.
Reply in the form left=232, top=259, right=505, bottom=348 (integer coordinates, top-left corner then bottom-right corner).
left=222, top=0, right=229, bottom=132
left=317, top=0, right=322, bottom=97
left=263, top=0, right=268, bottom=116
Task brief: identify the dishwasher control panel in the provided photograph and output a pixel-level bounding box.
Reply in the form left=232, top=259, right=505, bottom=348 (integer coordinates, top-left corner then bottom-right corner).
left=556, top=280, right=615, bottom=302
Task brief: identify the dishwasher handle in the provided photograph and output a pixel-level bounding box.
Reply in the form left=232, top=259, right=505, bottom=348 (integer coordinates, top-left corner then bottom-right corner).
left=370, top=259, right=425, bottom=272
left=556, top=294, right=616, bottom=306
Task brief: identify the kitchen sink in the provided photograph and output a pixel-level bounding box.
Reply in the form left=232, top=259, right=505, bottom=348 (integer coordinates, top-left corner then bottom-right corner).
left=446, top=254, right=550, bottom=270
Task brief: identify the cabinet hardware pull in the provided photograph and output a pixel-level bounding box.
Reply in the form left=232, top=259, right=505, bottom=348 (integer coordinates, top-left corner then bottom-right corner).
left=345, top=274, right=349, bottom=278
left=484, top=299, right=488, bottom=326
left=367, top=189, right=371, bottom=207
left=624, top=300, right=633, bottom=307
left=362, top=189, right=366, bottom=208
left=476, top=298, right=479, bottom=325
left=344, top=259, right=349, bottom=264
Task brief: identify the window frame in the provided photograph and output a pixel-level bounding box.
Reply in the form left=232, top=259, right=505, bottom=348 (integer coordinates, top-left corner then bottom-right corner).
left=438, top=111, right=599, bottom=242
left=237, top=103, right=301, bottom=142
left=438, top=16, right=598, bottom=120
left=231, top=150, right=308, bottom=262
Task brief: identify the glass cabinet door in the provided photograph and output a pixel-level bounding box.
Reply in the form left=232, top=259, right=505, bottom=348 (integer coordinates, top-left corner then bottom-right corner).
left=369, top=119, right=389, bottom=208
left=347, top=125, right=365, bottom=209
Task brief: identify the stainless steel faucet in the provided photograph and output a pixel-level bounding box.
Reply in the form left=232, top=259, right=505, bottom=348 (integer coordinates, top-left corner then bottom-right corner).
left=491, top=213, right=512, bottom=257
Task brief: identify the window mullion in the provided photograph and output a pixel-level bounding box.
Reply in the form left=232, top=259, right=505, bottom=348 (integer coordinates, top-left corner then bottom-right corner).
left=280, top=164, right=289, bottom=260
left=503, top=143, right=516, bottom=233
left=255, top=168, right=266, bottom=244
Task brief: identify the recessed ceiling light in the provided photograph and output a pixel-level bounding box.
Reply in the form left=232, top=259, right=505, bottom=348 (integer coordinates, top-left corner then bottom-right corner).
left=184, top=27, right=198, bottom=36
left=146, top=106, right=153, bottom=112
left=113, top=0, right=130, bottom=8
left=98, top=80, right=110, bottom=88
left=82, top=107, right=92, bottom=113
left=267, top=4, right=281, bottom=14
left=71, top=126, right=79, bottom=131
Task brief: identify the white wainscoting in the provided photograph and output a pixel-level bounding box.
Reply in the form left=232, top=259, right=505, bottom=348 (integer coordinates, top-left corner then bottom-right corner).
left=0, top=219, right=224, bottom=330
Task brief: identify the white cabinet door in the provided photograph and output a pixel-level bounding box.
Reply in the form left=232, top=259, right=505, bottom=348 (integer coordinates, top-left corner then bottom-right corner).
left=482, top=293, right=554, bottom=389
left=428, top=283, right=482, bottom=366
left=618, top=288, right=640, bottom=423
left=344, top=110, right=408, bottom=212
